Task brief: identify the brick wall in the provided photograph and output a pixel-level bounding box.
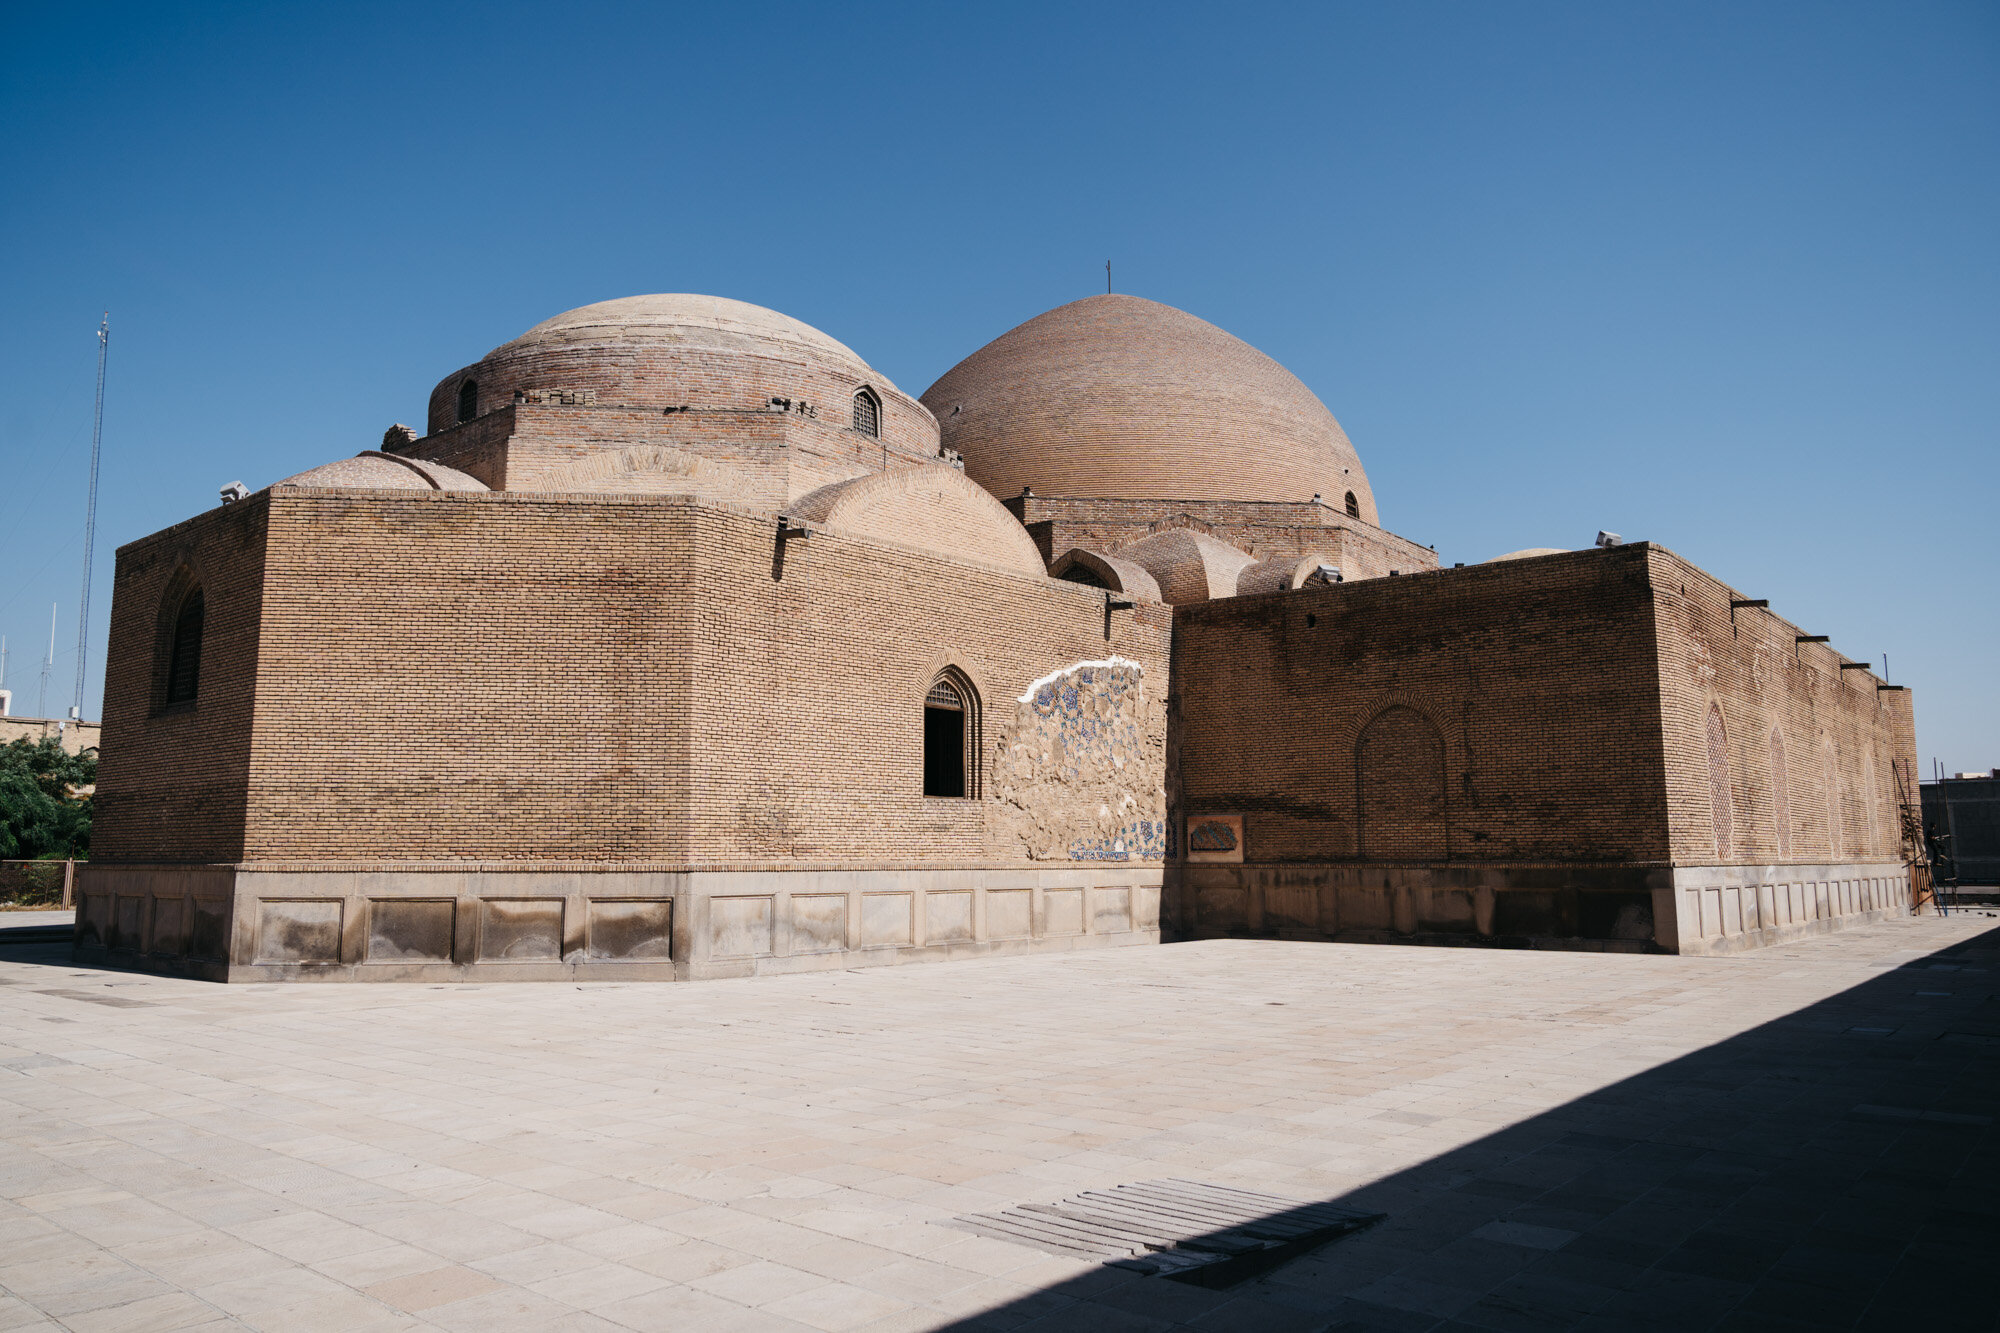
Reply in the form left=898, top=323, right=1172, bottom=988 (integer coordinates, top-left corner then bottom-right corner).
left=94, top=497, right=270, bottom=863
left=1646, top=547, right=1917, bottom=867
left=93, top=491, right=1170, bottom=869
left=1172, top=545, right=1670, bottom=864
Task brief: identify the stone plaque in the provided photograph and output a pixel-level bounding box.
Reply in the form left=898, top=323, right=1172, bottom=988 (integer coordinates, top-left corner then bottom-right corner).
left=1044, top=888, right=1084, bottom=936
left=791, top=894, right=847, bottom=954
left=926, top=891, right=973, bottom=945
left=587, top=900, right=672, bottom=960
left=149, top=897, right=187, bottom=956
left=112, top=896, right=145, bottom=952
left=860, top=893, right=912, bottom=947
left=709, top=897, right=773, bottom=958
left=368, top=899, right=455, bottom=963
left=256, top=900, right=342, bottom=964
left=986, top=889, right=1032, bottom=940
left=1090, top=887, right=1132, bottom=934
left=479, top=899, right=563, bottom=961
left=188, top=898, right=229, bottom=961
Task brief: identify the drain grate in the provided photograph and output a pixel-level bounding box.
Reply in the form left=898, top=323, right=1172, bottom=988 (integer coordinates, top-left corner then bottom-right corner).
left=944, top=1179, right=1384, bottom=1285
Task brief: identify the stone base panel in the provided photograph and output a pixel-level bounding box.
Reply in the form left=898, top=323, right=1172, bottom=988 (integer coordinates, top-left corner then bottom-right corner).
left=1666, top=860, right=1911, bottom=956
left=1167, top=860, right=1911, bottom=955
left=72, top=865, right=1161, bottom=983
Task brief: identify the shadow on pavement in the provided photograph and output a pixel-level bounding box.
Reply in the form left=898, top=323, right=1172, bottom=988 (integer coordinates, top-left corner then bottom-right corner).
left=939, top=924, right=2000, bottom=1332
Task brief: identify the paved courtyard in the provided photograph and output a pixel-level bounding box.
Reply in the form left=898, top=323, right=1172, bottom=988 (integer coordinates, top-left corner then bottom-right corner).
left=1, top=914, right=1994, bottom=1332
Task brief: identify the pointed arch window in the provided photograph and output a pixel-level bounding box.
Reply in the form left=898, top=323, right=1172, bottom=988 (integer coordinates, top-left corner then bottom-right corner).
left=852, top=387, right=881, bottom=438
left=1769, top=727, right=1791, bottom=859
left=457, top=378, right=478, bottom=424
left=923, top=672, right=978, bottom=798
left=165, top=588, right=204, bottom=707
left=1705, top=703, right=1733, bottom=859
left=1344, top=491, right=1360, bottom=519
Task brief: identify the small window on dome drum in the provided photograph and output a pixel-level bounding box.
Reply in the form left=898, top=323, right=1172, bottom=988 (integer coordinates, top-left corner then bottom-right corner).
left=457, top=379, right=478, bottom=424
left=166, top=588, right=204, bottom=707
left=1344, top=491, right=1360, bottom=519
left=852, top=387, right=881, bottom=438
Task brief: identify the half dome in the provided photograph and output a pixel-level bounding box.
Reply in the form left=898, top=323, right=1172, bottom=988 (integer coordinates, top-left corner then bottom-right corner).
left=922, top=295, right=1377, bottom=522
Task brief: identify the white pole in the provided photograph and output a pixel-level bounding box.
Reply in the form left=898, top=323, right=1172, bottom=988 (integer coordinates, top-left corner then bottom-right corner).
left=38, top=603, right=56, bottom=718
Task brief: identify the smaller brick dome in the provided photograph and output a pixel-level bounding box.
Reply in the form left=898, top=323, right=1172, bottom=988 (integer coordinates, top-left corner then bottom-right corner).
left=428, top=295, right=935, bottom=459
left=273, top=453, right=487, bottom=492
left=496, top=294, right=872, bottom=374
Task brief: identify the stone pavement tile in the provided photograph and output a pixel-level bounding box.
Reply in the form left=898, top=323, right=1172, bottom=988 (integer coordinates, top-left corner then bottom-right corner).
left=593, top=1281, right=765, bottom=1330
left=692, top=1258, right=833, bottom=1306
left=761, top=1280, right=914, bottom=1332
left=621, top=1235, right=755, bottom=1283
left=1348, top=1273, right=1484, bottom=1320
left=239, top=1289, right=417, bottom=1333
left=1185, top=1293, right=1334, bottom=1333
left=1589, top=1268, right=1751, bottom=1329
left=423, top=1285, right=617, bottom=1333
left=314, top=1242, right=456, bottom=1288
left=525, top=1260, right=671, bottom=1309
left=1651, top=1228, right=1787, bottom=1284
left=362, top=1263, right=509, bottom=1313
left=194, top=1266, right=354, bottom=1318
left=855, top=1255, right=1002, bottom=1304
left=57, top=1291, right=229, bottom=1333
left=43, top=1200, right=207, bottom=1249
left=225, top=1208, right=386, bottom=1264
left=465, top=1240, right=603, bottom=1285
left=1392, top=1235, right=1547, bottom=1296
left=113, top=1231, right=296, bottom=1289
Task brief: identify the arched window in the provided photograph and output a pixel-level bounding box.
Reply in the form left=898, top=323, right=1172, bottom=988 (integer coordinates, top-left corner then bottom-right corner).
left=852, top=387, right=881, bottom=438
left=1705, top=703, right=1733, bottom=859
left=923, top=672, right=978, bottom=798
left=457, top=379, right=478, bottom=425
left=166, top=588, right=204, bottom=707
left=1344, top=491, right=1360, bottom=519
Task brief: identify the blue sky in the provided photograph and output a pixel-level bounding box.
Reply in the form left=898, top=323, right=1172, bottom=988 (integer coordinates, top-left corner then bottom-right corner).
left=2, top=1, right=1994, bottom=771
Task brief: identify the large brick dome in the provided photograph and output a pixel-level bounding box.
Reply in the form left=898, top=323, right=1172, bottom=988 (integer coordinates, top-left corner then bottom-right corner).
left=427, top=294, right=932, bottom=457
left=922, top=295, right=1377, bottom=521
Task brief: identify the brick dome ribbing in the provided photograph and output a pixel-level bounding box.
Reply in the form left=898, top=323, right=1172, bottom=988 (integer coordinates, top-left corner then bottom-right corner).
left=922, top=295, right=1377, bottom=520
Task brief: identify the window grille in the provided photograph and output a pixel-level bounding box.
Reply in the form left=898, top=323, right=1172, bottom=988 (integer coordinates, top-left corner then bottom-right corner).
left=927, top=680, right=963, bottom=710
left=852, top=388, right=880, bottom=437
left=1344, top=491, right=1360, bottom=519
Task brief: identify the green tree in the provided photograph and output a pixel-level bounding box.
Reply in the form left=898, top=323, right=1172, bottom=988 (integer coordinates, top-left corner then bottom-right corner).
left=0, top=738, right=94, bottom=860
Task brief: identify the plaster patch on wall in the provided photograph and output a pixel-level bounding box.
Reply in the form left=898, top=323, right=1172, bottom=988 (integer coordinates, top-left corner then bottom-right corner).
left=991, top=658, right=1167, bottom=861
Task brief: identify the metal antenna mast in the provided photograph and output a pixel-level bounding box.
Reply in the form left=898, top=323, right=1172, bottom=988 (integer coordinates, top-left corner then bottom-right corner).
left=38, top=603, right=56, bottom=718
left=72, top=313, right=109, bottom=718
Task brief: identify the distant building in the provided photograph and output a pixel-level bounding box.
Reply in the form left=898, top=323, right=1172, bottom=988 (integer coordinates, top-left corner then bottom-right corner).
left=78, top=293, right=1921, bottom=981
left=0, top=714, right=100, bottom=756
left=1922, top=773, right=2000, bottom=885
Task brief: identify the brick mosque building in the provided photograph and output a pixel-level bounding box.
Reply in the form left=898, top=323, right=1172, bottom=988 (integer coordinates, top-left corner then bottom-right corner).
left=78, top=293, right=1921, bottom=980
